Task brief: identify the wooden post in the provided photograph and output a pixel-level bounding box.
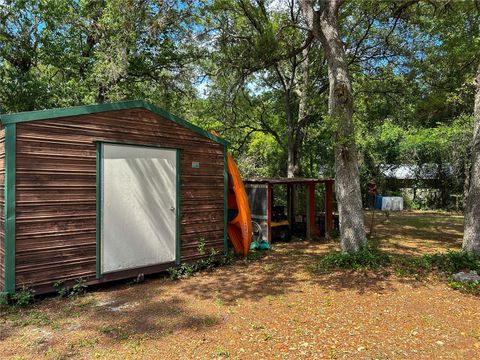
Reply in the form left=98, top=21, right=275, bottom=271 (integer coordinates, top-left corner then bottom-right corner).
left=287, top=184, right=293, bottom=232
left=325, top=180, right=334, bottom=239
left=306, top=182, right=317, bottom=240
left=267, top=184, right=272, bottom=243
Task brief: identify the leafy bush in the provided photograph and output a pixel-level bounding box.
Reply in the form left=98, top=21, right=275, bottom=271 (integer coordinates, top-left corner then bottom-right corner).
left=11, top=286, right=35, bottom=307
left=426, top=251, right=480, bottom=273
left=53, top=278, right=87, bottom=298
left=0, top=292, right=8, bottom=306
left=167, top=241, right=234, bottom=280
left=168, top=263, right=195, bottom=280
left=310, top=246, right=480, bottom=281
left=53, top=281, right=68, bottom=298
left=448, top=279, right=480, bottom=295
left=312, top=243, right=391, bottom=273
left=71, top=278, right=87, bottom=297
left=390, top=254, right=432, bottom=277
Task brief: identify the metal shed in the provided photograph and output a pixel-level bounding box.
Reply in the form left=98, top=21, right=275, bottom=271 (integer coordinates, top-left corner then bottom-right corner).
left=0, top=100, right=228, bottom=295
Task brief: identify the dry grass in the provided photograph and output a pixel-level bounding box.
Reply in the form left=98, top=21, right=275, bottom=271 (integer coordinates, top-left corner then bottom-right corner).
left=367, top=210, right=464, bottom=254
left=1, top=211, right=479, bottom=359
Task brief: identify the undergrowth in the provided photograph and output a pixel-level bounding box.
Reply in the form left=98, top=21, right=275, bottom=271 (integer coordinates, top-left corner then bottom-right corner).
left=308, top=243, right=480, bottom=294
left=53, top=278, right=88, bottom=298
left=168, top=241, right=235, bottom=280
left=167, top=238, right=268, bottom=280
left=5, top=285, right=36, bottom=307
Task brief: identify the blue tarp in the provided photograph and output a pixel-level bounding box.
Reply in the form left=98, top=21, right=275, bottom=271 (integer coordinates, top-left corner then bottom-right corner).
left=374, top=195, right=383, bottom=209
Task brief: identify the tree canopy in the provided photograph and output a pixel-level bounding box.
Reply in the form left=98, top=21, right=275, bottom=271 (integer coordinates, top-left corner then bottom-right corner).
left=1, top=0, right=478, bottom=213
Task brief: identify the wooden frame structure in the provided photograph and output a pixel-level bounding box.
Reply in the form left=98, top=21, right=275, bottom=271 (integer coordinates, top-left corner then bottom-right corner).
left=244, top=178, right=334, bottom=242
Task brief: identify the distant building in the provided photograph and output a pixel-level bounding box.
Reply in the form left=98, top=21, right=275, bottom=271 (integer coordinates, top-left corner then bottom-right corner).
left=379, top=164, right=455, bottom=209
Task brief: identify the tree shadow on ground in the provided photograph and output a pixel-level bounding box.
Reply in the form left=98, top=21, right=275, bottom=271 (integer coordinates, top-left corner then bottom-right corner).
left=175, top=247, right=314, bottom=304
left=82, top=295, right=221, bottom=339
left=174, top=241, right=427, bottom=302
left=0, top=315, right=14, bottom=342
left=0, top=210, right=464, bottom=352
left=306, top=269, right=423, bottom=295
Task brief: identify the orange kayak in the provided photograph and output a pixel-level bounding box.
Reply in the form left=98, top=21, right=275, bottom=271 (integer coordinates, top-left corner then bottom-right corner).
left=212, top=131, right=252, bottom=257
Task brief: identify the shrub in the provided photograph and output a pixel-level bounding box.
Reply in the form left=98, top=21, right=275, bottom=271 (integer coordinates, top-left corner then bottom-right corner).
left=53, top=278, right=87, bottom=298
left=11, top=285, right=35, bottom=307
left=167, top=243, right=235, bottom=280
left=70, top=278, right=87, bottom=297
left=448, top=279, right=480, bottom=295
left=426, top=251, right=480, bottom=273
left=53, top=281, right=68, bottom=298
left=0, top=292, right=8, bottom=306
left=390, top=254, right=432, bottom=277
left=312, top=243, right=391, bottom=273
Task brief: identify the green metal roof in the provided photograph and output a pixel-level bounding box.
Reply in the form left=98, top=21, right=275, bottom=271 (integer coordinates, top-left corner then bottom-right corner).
left=0, top=100, right=228, bottom=146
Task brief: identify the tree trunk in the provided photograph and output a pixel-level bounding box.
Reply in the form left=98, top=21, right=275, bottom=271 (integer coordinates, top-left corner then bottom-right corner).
left=288, top=47, right=311, bottom=178
left=463, top=137, right=473, bottom=209
left=287, top=141, right=301, bottom=178
left=299, top=0, right=366, bottom=251
left=463, top=65, right=480, bottom=255
left=284, top=87, right=299, bottom=178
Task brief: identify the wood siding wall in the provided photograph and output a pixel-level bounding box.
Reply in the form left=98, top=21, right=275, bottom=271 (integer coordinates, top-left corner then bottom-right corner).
left=15, top=108, right=225, bottom=288
left=0, top=126, right=4, bottom=289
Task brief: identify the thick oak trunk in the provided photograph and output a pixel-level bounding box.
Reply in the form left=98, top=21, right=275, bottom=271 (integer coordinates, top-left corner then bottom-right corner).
left=299, top=0, right=366, bottom=251
left=463, top=65, right=480, bottom=255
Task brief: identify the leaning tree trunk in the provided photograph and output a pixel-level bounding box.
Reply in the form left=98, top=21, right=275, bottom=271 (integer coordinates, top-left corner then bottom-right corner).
left=290, top=47, right=311, bottom=178
left=463, top=65, right=480, bottom=255
left=300, top=0, right=366, bottom=251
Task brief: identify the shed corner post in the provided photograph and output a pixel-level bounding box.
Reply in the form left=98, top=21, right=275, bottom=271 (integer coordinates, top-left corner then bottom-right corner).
left=223, top=145, right=228, bottom=256
left=4, top=123, right=16, bottom=294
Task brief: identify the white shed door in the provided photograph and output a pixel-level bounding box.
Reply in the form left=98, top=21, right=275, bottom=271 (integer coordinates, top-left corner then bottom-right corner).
left=101, top=143, right=177, bottom=274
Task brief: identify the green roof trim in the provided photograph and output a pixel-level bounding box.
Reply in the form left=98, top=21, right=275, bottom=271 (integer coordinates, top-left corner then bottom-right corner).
left=0, top=100, right=228, bottom=146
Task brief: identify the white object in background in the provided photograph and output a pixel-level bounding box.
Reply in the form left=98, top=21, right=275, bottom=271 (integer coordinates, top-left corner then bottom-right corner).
left=381, top=197, right=403, bottom=211
left=101, top=143, right=177, bottom=274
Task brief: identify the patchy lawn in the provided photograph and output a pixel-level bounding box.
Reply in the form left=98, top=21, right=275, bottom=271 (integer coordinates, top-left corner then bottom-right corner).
left=368, top=210, right=464, bottom=254
left=1, top=211, right=479, bottom=359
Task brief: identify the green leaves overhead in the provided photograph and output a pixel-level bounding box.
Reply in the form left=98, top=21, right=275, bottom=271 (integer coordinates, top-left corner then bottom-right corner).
left=0, top=0, right=202, bottom=112
left=0, top=0, right=478, bottom=209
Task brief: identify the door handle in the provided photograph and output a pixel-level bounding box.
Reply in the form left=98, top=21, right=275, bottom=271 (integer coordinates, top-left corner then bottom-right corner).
left=170, top=206, right=176, bottom=212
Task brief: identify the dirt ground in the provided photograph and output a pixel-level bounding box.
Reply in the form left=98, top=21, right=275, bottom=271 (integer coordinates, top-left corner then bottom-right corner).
left=1, top=211, right=479, bottom=360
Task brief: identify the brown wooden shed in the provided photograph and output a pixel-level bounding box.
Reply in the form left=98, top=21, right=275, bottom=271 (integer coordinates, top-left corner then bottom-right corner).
left=0, top=100, right=228, bottom=295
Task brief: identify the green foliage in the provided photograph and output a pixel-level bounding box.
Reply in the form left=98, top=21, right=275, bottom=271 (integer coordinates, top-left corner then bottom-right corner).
left=167, top=241, right=234, bottom=280
left=310, top=246, right=480, bottom=293
left=448, top=280, right=480, bottom=296
left=167, top=263, right=195, bottom=280
left=0, top=292, right=8, bottom=306
left=53, top=281, right=68, bottom=298
left=197, top=238, right=206, bottom=256
left=70, top=278, right=88, bottom=298
left=53, top=278, right=87, bottom=298
left=0, top=0, right=478, bottom=211
left=311, top=244, right=391, bottom=273
left=10, top=285, right=35, bottom=307
left=426, top=251, right=480, bottom=274
left=0, top=0, right=201, bottom=113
